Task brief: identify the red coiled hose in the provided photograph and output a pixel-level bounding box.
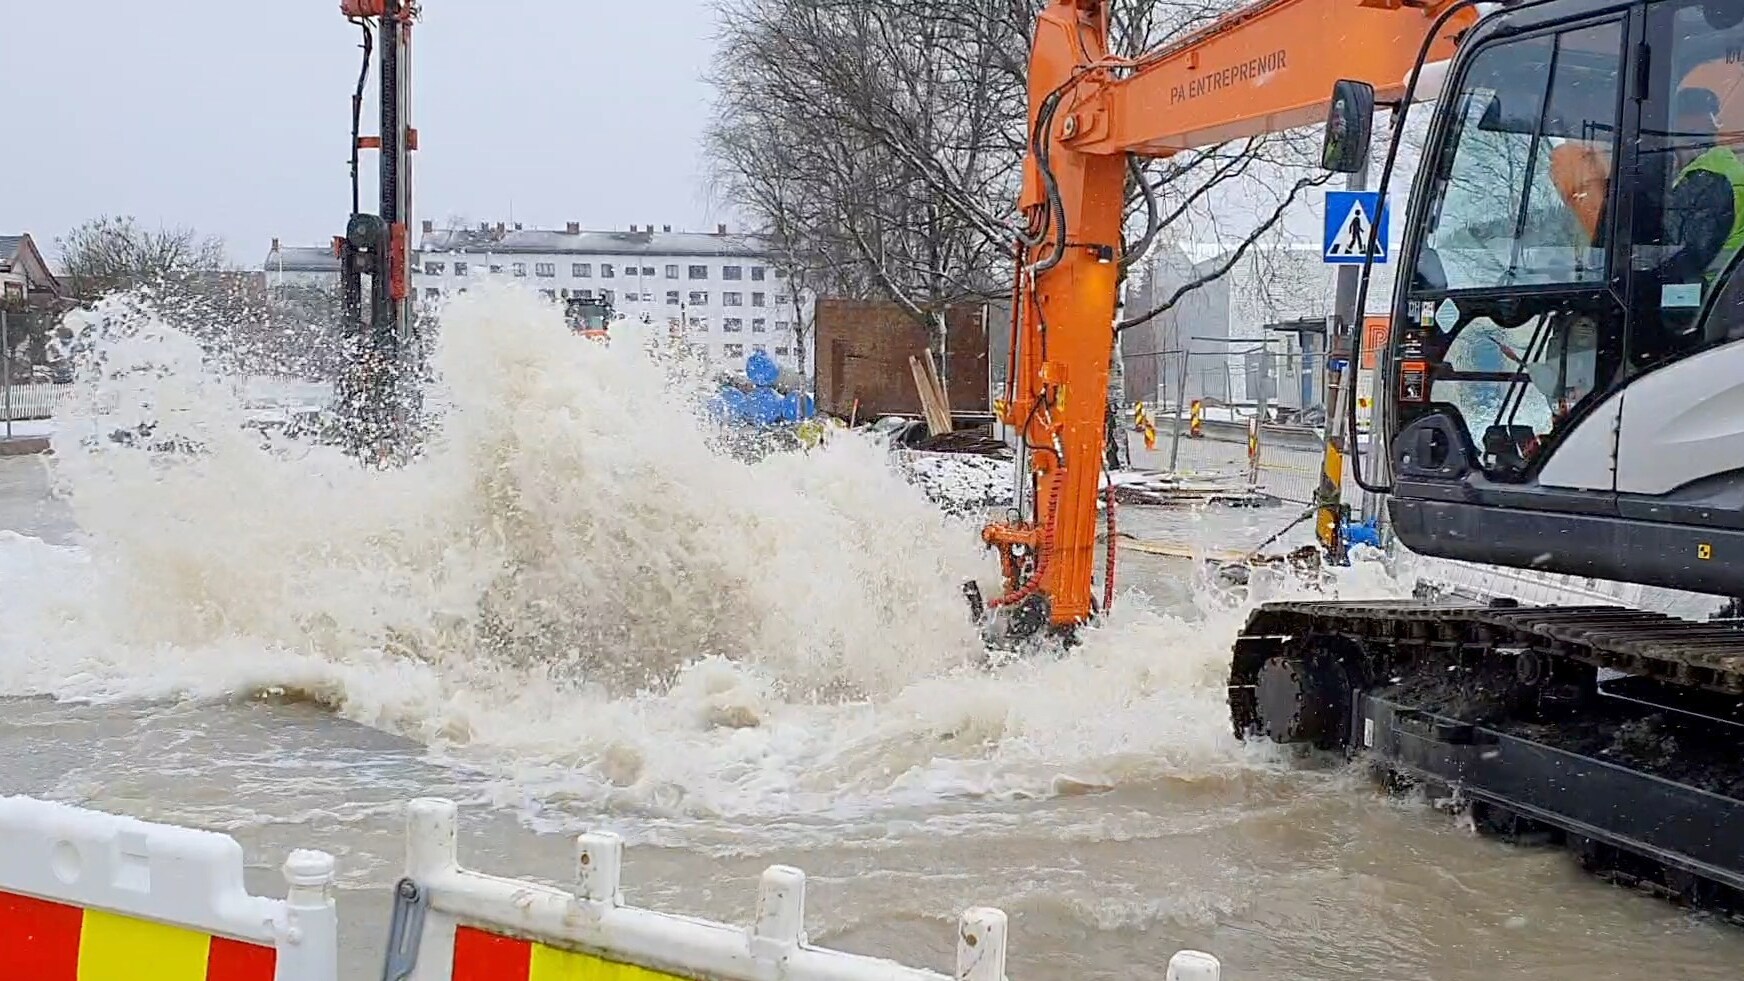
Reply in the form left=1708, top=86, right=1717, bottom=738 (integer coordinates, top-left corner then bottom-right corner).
left=988, top=476, right=1063, bottom=610
left=1102, top=477, right=1117, bottom=614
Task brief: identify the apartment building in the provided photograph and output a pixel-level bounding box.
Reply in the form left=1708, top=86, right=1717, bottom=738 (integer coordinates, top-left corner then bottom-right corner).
left=415, top=221, right=813, bottom=371
left=262, top=223, right=815, bottom=373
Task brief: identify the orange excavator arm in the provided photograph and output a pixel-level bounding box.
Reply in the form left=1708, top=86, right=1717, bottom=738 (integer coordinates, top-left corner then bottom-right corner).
left=981, top=0, right=1476, bottom=635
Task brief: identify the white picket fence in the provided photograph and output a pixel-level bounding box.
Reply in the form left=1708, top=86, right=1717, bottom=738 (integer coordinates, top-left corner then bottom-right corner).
left=0, top=382, right=76, bottom=421
left=0, top=794, right=1228, bottom=981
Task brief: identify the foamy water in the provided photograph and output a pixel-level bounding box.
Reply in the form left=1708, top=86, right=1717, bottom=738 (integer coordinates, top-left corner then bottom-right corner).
left=0, top=283, right=1410, bottom=834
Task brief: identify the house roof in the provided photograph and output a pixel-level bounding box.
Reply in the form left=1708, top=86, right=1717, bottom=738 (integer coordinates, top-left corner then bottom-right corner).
left=0, top=233, right=66, bottom=298
left=265, top=246, right=341, bottom=273
left=418, top=227, right=774, bottom=259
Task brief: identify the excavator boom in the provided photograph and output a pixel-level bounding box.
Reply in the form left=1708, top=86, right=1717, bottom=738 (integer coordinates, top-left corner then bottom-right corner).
left=984, top=0, right=1473, bottom=635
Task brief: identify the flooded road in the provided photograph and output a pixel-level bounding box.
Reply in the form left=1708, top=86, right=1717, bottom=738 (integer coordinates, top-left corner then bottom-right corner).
left=5, top=451, right=1743, bottom=981
left=5, top=291, right=1744, bottom=981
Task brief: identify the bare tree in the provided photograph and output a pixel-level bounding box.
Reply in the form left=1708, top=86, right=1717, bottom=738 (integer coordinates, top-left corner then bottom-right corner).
left=706, top=0, right=1329, bottom=386
left=56, top=215, right=228, bottom=301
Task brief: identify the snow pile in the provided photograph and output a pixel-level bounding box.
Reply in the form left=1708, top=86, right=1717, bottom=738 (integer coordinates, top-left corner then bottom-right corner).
left=891, top=449, right=1013, bottom=515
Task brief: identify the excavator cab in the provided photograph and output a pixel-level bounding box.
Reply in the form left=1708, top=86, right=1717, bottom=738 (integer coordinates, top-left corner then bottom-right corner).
left=1346, top=0, right=1744, bottom=597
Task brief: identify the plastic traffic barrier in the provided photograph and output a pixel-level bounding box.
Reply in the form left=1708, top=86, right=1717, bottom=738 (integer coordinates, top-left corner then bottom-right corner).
left=387, top=797, right=1012, bottom=981
left=389, top=798, right=1222, bottom=981
left=0, top=795, right=338, bottom=981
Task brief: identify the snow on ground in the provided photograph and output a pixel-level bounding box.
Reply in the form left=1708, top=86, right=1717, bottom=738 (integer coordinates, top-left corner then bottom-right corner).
left=890, top=449, right=1013, bottom=515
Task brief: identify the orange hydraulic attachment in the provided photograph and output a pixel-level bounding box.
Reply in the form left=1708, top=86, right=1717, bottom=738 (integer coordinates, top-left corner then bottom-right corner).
left=985, top=0, right=1475, bottom=629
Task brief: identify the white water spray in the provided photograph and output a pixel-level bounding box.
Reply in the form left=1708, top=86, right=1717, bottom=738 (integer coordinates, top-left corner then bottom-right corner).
left=0, top=282, right=1405, bottom=825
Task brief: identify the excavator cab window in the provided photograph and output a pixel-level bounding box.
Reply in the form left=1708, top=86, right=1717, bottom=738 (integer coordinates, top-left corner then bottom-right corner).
left=1401, top=18, right=1628, bottom=481
left=1627, top=0, right=1744, bottom=369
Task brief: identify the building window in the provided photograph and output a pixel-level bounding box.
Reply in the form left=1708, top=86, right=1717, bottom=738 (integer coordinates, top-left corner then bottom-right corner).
left=724, top=343, right=744, bottom=358
left=774, top=293, right=789, bottom=305
left=425, top=261, right=446, bottom=275
left=776, top=321, right=790, bottom=333
left=641, top=292, right=654, bottom=302
left=574, top=263, right=591, bottom=277
left=724, top=318, right=743, bottom=332
left=751, top=319, right=767, bottom=332
left=602, top=289, right=616, bottom=304
left=752, top=292, right=766, bottom=307
left=540, top=289, right=557, bottom=300
left=641, top=266, right=656, bottom=277
left=688, top=264, right=709, bottom=279
left=454, top=262, right=468, bottom=276
left=723, top=292, right=743, bottom=306
left=490, top=264, right=504, bottom=274
left=513, top=262, right=527, bottom=277
left=751, top=267, right=766, bottom=282
left=753, top=344, right=768, bottom=354
left=665, top=264, right=679, bottom=279
left=691, top=316, right=709, bottom=331
left=535, top=262, right=556, bottom=278
left=723, top=265, right=743, bottom=281
left=665, top=290, right=680, bottom=305
left=576, top=289, right=596, bottom=301
left=424, top=288, right=441, bottom=301
left=774, top=268, right=787, bottom=279
left=601, top=263, right=615, bottom=278
left=688, top=291, right=709, bottom=305
left=776, top=346, right=789, bottom=356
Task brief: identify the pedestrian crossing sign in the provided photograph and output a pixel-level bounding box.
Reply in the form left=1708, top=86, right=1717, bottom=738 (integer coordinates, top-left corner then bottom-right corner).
left=1324, top=190, right=1388, bottom=265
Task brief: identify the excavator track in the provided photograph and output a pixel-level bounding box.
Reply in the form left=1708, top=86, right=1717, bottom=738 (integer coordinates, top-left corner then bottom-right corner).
left=1230, top=598, right=1744, bottom=914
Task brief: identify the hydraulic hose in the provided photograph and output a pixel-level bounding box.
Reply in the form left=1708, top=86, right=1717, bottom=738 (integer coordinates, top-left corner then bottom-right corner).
left=1102, top=478, right=1117, bottom=613
left=989, top=476, right=1063, bottom=610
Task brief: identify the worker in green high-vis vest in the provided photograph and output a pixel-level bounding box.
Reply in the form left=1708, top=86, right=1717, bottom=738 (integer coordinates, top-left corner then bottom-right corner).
left=1664, top=86, right=1744, bottom=289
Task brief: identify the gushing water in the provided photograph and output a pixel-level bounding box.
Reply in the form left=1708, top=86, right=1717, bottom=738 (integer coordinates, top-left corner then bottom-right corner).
left=0, top=283, right=1401, bottom=828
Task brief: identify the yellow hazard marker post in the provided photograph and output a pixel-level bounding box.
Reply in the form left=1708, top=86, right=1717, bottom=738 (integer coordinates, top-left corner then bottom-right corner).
left=1134, top=402, right=1157, bottom=451
left=1189, top=399, right=1204, bottom=438
left=1246, top=417, right=1261, bottom=487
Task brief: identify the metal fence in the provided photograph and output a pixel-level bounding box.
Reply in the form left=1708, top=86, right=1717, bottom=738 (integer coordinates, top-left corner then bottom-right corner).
left=1125, top=345, right=1339, bottom=428
left=1123, top=342, right=1386, bottom=506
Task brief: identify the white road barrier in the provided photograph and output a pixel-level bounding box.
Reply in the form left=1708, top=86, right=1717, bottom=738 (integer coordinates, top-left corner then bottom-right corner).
left=0, top=795, right=339, bottom=981
left=390, top=796, right=1223, bottom=981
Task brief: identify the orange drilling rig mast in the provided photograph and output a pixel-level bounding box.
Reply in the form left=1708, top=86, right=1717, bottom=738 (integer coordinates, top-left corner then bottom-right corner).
left=977, top=0, right=1475, bottom=640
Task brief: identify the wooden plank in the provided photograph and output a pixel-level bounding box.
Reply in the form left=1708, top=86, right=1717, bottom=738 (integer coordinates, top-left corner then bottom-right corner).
left=909, top=356, right=950, bottom=436
left=920, top=352, right=952, bottom=422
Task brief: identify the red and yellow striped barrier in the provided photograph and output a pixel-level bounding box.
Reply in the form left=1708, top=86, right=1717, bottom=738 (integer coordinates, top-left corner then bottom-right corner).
left=452, top=925, right=684, bottom=981
left=0, top=890, right=274, bottom=981
left=0, top=796, right=338, bottom=981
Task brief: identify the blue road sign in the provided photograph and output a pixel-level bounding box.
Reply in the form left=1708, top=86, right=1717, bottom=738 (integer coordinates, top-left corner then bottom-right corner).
left=1324, top=190, right=1388, bottom=265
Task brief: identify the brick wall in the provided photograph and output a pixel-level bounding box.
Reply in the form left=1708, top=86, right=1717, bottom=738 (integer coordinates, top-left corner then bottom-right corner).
left=814, top=299, right=990, bottom=418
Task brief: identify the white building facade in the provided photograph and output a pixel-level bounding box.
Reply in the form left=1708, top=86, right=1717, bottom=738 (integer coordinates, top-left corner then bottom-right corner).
left=262, top=224, right=815, bottom=375
left=415, top=223, right=812, bottom=372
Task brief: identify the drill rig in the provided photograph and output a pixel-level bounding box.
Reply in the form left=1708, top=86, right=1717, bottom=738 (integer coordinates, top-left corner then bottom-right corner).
left=1001, top=0, right=1744, bottom=910
left=333, top=0, right=421, bottom=461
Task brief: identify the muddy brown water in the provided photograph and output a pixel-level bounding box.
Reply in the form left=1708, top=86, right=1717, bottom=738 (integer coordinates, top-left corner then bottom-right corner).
left=3, top=451, right=1743, bottom=981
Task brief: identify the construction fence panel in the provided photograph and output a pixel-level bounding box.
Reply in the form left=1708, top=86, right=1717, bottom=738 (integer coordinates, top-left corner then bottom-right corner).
left=0, top=795, right=339, bottom=981
left=1126, top=344, right=1373, bottom=509
left=394, top=797, right=1222, bottom=981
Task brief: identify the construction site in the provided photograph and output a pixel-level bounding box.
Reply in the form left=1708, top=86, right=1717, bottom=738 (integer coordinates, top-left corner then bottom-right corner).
left=8, top=0, right=1744, bottom=979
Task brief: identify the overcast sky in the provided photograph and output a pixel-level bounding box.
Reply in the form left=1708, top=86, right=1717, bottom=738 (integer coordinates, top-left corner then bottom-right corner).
left=2, top=0, right=726, bottom=269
